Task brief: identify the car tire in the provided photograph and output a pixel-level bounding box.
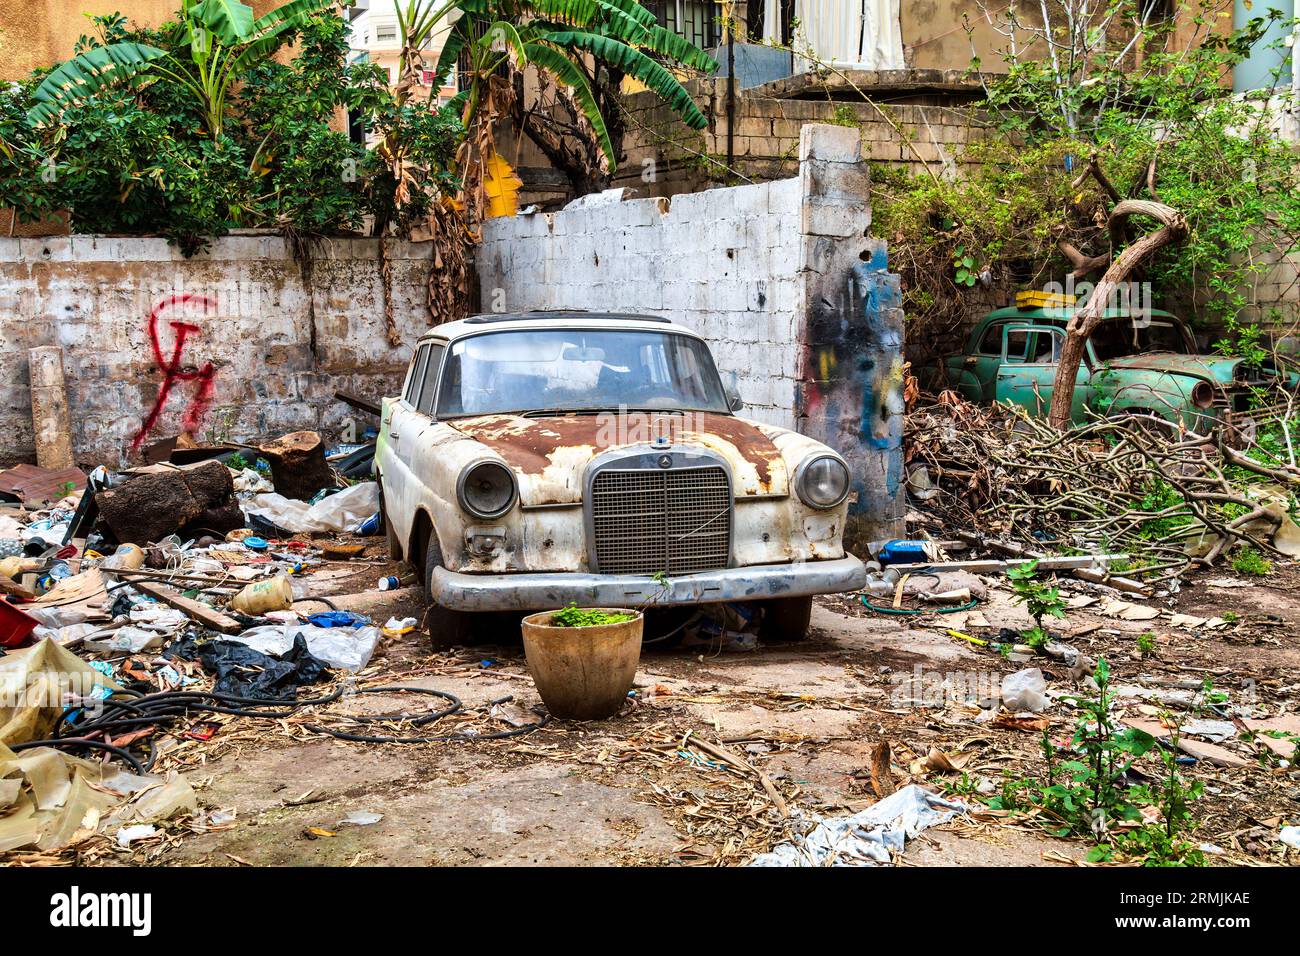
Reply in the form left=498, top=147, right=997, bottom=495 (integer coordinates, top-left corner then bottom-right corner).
left=758, top=596, right=813, bottom=643
left=423, top=535, right=473, bottom=651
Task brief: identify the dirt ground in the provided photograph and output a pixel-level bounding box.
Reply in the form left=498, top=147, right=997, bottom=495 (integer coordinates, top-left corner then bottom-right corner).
left=100, top=549, right=1300, bottom=869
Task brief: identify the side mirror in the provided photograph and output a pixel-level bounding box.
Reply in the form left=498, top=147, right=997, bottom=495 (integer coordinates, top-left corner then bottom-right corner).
left=722, top=370, right=743, bottom=411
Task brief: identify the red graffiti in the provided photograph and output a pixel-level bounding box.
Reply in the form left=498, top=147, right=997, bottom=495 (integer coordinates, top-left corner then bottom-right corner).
left=130, top=294, right=217, bottom=452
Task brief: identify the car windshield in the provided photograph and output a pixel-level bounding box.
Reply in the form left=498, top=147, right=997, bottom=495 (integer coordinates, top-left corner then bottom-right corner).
left=1089, top=319, right=1190, bottom=361
left=436, top=328, right=732, bottom=417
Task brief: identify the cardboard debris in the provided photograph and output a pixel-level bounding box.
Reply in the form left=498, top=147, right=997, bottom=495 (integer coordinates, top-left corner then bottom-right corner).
left=1124, top=718, right=1250, bottom=769
left=29, top=567, right=109, bottom=617
left=1244, top=714, right=1300, bottom=759
left=1101, top=599, right=1161, bottom=622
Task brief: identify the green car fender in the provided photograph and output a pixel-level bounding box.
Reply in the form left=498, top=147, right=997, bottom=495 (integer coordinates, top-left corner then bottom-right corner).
left=1093, top=369, right=1204, bottom=425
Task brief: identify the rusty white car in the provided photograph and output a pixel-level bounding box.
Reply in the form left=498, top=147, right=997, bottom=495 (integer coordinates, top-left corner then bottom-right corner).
left=376, top=312, right=865, bottom=648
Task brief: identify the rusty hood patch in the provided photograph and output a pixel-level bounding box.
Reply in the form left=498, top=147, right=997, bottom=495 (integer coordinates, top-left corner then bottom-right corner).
left=1101, top=354, right=1261, bottom=385
left=448, top=412, right=790, bottom=506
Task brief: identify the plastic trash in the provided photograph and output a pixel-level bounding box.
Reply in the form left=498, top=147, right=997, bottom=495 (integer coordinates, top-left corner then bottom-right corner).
left=752, top=785, right=968, bottom=866
left=100, top=543, right=145, bottom=571
left=229, top=575, right=295, bottom=615
left=1001, top=667, right=1049, bottom=713
left=85, top=626, right=165, bottom=654
left=338, top=811, right=383, bottom=827
left=227, top=623, right=380, bottom=673
left=241, top=482, right=380, bottom=534
left=307, top=610, right=371, bottom=628
left=116, top=824, right=157, bottom=848
left=1282, top=826, right=1300, bottom=850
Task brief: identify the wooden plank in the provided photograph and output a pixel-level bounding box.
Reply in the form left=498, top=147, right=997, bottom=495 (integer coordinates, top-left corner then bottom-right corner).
left=132, top=580, right=243, bottom=634
left=333, top=391, right=381, bottom=417
left=958, top=533, right=1152, bottom=595
left=0, top=575, right=36, bottom=600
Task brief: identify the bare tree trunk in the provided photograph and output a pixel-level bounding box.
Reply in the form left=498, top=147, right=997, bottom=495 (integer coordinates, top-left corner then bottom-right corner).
left=1047, top=199, right=1188, bottom=430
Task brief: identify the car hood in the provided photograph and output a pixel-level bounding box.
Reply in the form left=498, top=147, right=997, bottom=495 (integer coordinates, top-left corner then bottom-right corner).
left=1099, top=353, right=1266, bottom=384
left=447, top=412, right=790, bottom=506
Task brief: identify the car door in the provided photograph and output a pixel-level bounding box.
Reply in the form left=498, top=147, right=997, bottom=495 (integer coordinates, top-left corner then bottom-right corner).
left=950, top=320, right=1008, bottom=403
left=380, top=343, right=443, bottom=548
left=994, top=324, right=1088, bottom=420
left=394, top=342, right=445, bottom=477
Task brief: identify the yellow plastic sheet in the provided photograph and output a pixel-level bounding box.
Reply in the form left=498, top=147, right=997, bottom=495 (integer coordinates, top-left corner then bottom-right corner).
left=0, top=638, right=119, bottom=746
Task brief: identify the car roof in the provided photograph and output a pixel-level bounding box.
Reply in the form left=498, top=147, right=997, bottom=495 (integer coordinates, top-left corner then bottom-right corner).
left=980, top=306, right=1179, bottom=323
left=419, top=310, right=702, bottom=343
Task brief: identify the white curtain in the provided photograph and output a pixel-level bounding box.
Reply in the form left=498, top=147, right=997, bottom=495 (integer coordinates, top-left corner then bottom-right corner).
left=781, top=0, right=904, bottom=71
left=860, top=0, right=905, bottom=69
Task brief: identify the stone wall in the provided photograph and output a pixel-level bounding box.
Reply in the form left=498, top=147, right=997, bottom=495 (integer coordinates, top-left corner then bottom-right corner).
left=478, top=124, right=907, bottom=546
left=0, top=235, right=435, bottom=467
left=614, top=70, right=993, bottom=198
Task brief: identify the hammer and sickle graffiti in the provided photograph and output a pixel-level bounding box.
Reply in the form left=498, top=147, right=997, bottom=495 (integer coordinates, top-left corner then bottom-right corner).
left=129, top=293, right=218, bottom=452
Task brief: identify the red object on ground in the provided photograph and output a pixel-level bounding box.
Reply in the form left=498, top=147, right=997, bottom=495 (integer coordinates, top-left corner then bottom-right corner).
left=0, top=599, right=39, bottom=648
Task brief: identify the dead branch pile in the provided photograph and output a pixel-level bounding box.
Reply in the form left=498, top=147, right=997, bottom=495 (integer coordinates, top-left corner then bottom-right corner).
left=906, top=393, right=1300, bottom=580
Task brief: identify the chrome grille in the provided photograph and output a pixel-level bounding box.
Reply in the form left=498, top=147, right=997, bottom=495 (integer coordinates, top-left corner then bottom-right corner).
left=590, top=466, right=731, bottom=575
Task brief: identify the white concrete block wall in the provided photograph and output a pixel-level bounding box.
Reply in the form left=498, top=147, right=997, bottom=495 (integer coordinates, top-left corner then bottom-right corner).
left=478, top=177, right=809, bottom=429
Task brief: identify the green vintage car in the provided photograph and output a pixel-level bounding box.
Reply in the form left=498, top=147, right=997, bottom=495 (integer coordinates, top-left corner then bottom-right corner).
left=942, top=304, right=1288, bottom=435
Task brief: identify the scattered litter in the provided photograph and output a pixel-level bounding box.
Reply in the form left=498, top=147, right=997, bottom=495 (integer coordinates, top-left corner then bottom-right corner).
left=242, top=482, right=379, bottom=534
left=1001, top=668, right=1049, bottom=713
left=116, top=824, right=157, bottom=848
left=224, top=623, right=380, bottom=673
left=338, top=811, right=384, bottom=827
left=751, top=785, right=967, bottom=866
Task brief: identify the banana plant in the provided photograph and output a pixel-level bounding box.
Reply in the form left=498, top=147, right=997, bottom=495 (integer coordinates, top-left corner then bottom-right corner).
left=28, top=0, right=343, bottom=138
left=430, top=0, right=718, bottom=172
left=390, top=1, right=716, bottom=166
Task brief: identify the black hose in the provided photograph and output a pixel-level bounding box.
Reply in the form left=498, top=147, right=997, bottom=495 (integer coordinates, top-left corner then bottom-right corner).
left=10, top=737, right=147, bottom=775
left=46, top=682, right=550, bottom=772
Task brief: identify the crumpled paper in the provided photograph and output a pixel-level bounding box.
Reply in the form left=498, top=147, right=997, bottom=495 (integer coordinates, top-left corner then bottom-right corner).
left=751, top=785, right=968, bottom=866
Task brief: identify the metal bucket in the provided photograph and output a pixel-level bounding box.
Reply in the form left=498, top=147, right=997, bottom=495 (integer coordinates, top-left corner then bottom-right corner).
left=521, top=609, right=643, bottom=720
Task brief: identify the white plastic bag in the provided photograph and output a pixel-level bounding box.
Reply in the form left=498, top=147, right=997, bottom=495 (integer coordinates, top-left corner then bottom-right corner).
left=1001, top=667, right=1049, bottom=713
left=241, top=482, right=379, bottom=534
left=228, top=623, right=380, bottom=673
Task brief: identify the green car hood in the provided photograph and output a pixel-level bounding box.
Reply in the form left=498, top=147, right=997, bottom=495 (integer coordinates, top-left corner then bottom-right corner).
left=1099, top=353, right=1256, bottom=385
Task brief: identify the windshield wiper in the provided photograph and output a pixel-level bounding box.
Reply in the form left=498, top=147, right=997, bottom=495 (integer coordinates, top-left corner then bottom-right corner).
left=518, top=407, right=614, bottom=418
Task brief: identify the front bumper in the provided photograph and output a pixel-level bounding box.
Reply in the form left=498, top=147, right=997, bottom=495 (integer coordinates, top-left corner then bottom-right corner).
left=430, top=557, right=867, bottom=612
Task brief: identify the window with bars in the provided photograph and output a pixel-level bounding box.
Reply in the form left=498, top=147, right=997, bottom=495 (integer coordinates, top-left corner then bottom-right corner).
left=644, top=1, right=718, bottom=50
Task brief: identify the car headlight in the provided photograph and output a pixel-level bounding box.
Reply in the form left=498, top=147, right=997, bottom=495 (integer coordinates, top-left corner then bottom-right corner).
left=1191, top=381, right=1214, bottom=409
left=457, top=461, right=517, bottom=519
left=795, top=455, right=850, bottom=509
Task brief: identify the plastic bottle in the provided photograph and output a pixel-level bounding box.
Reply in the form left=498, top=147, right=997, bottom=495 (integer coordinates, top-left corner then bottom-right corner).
left=101, top=543, right=145, bottom=571
left=229, top=574, right=296, bottom=614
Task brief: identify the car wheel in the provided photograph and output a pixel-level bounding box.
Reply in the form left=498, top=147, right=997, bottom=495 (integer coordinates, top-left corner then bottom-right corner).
left=423, top=535, right=473, bottom=651
left=758, top=596, right=813, bottom=643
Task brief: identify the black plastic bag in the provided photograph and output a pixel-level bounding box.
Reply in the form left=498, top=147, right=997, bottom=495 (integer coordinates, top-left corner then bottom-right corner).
left=167, top=633, right=330, bottom=700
